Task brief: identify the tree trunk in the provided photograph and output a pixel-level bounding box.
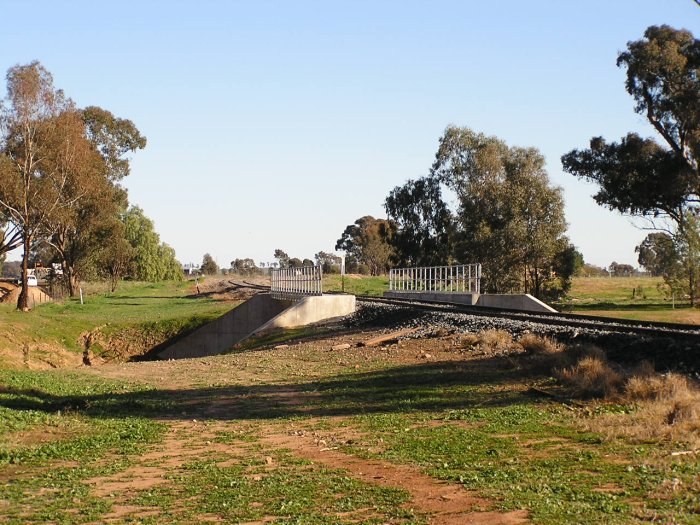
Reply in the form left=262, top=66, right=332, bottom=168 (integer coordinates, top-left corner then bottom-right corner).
left=17, top=233, right=31, bottom=311
left=690, top=268, right=695, bottom=307
left=69, top=272, right=79, bottom=297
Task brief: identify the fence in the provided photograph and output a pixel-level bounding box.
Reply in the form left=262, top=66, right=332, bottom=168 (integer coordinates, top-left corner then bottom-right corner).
left=389, top=263, right=481, bottom=294
left=270, top=265, right=323, bottom=301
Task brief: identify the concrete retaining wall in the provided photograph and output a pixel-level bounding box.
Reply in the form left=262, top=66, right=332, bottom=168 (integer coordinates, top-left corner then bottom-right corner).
left=155, top=294, right=357, bottom=360
left=476, top=293, right=556, bottom=313
left=383, top=291, right=556, bottom=313
left=384, top=291, right=478, bottom=305
left=255, top=294, right=357, bottom=333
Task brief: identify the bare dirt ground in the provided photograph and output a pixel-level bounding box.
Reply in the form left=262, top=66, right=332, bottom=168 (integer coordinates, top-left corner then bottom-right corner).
left=0, top=282, right=51, bottom=306
left=192, top=276, right=270, bottom=302
left=83, top=329, right=532, bottom=524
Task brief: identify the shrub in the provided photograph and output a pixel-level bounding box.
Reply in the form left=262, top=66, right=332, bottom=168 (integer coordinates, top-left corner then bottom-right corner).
left=625, top=372, right=691, bottom=402
left=518, top=333, right=564, bottom=355
left=556, top=355, right=623, bottom=398
left=478, top=330, right=517, bottom=355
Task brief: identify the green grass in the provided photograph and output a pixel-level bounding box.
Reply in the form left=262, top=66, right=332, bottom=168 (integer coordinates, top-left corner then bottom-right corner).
left=566, top=276, right=668, bottom=306
left=323, top=274, right=388, bottom=296
left=0, top=280, right=233, bottom=359
left=298, top=361, right=700, bottom=523
left=556, top=276, right=700, bottom=324
left=0, top=370, right=165, bottom=524
left=133, top=451, right=418, bottom=524
left=2, top=349, right=699, bottom=523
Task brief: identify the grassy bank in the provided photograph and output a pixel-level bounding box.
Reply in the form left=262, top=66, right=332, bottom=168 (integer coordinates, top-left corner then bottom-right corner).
left=0, top=280, right=234, bottom=367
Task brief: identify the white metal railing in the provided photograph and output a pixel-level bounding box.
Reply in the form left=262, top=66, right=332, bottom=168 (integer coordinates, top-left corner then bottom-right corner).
left=389, top=264, right=481, bottom=294
left=270, top=265, right=323, bottom=301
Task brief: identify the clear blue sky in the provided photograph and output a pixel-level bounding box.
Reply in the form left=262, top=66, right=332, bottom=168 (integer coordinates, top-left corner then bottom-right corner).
left=2, top=1, right=699, bottom=269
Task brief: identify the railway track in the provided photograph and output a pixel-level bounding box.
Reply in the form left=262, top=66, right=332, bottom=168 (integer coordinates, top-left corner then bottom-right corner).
left=355, top=294, right=700, bottom=339
left=246, top=284, right=700, bottom=370
left=350, top=295, right=700, bottom=373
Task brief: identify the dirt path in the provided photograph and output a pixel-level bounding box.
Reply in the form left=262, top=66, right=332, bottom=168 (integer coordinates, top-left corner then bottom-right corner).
left=80, top=332, right=531, bottom=523
left=259, top=424, right=528, bottom=525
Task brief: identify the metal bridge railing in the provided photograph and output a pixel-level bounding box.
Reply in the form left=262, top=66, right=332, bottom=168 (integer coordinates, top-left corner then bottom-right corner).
left=270, top=265, right=323, bottom=301
left=389, top=263, right=481, bottom=294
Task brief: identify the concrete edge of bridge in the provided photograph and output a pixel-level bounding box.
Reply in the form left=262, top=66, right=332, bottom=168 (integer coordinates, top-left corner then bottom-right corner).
left=155, top=293, right=357, bottom=360
left=382, top=291, right=557, bottom=313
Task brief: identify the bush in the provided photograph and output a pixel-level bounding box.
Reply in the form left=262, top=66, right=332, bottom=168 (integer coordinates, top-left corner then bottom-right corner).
left=556, top=355, right=623, bottom=398
left=518, top=333, right=564, bottom=356
left=477, top=329, right=519, bottom=355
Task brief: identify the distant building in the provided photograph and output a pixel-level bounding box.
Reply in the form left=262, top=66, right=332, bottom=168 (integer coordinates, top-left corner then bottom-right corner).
left=183, top=263, right=200, bottom=276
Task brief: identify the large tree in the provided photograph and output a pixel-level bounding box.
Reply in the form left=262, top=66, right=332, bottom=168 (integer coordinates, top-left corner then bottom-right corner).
left=314, top=251, right=341, bottom=273
left=96, top=220, right=134, bottom=292
left=231, top=258, right=259, bottom=275
left=636, top=232, right=678, bottom=277
left=562, top=25, right=700, bottom=302
left=48, top=106, right=146, bottom=294
left=201, top=253, right=219, bottom=275
left=335, top=216, right=394, bottom=275
left=0, top=62, right=80, bottom=309
left=384, top=177, right=454, bottom=267
left=431, top=126, right=571, bottom=296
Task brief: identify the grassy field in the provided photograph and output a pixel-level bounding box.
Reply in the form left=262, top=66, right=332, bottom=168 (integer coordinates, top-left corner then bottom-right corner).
left=323, top=273, right=388, bottom=296
left=559, top=276, right=700, bottom=324
left=0, top=277, right=699, bottom=522
left=1, top=331, right=698, bottom=523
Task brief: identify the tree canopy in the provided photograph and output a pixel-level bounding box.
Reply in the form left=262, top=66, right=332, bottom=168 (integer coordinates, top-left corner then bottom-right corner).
left=123, top=206, right=181, bottom=282
left=0, top=62, right=181, bottom=306
left=335, top=216, right=394, bottom=275
left=562, top=25, right=700, bottom=302
left=385, top=126, right=574, bottom=298
left=201, top=253, right=219, bottom=275
left=384, top=177, right=453, bottom=268
left=562, top=26, right=699, bottom=223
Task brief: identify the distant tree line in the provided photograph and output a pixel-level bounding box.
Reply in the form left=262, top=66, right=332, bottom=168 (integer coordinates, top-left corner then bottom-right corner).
left=0, top=62, right=180, bottom=309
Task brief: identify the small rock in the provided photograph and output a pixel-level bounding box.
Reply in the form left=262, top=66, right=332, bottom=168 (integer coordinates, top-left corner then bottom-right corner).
left=274, top=344, right=289, bottom=350
left=332, top=343, right=351, bottom=351
left=421, top=353, right=433, bottom=359
left=265, top=456, right=274, bottom=465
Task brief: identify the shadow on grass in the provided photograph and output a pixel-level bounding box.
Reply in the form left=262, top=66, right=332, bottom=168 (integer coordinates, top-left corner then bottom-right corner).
left=0, top=357, right=541, bottom=422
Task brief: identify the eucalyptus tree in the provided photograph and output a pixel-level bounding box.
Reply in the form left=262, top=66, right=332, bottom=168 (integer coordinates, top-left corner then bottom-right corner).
left=562, top=25, right=700, bottom=302
left=384, top=177, right=455, bottom=268
left=0, top=62, right=81, bottom=309
left=430, top=126, right=571, bottom=296
left=335, top=216, right=394, bottom=275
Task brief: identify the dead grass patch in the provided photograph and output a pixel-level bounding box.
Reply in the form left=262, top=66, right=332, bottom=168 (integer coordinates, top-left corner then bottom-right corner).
left=556, top=355, right=623, bottom=398
left=477, top=330, right=521, bottom=356
left=584, top=368, right=700, bottom=446
left=518, top=333, right=564, bottom=356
